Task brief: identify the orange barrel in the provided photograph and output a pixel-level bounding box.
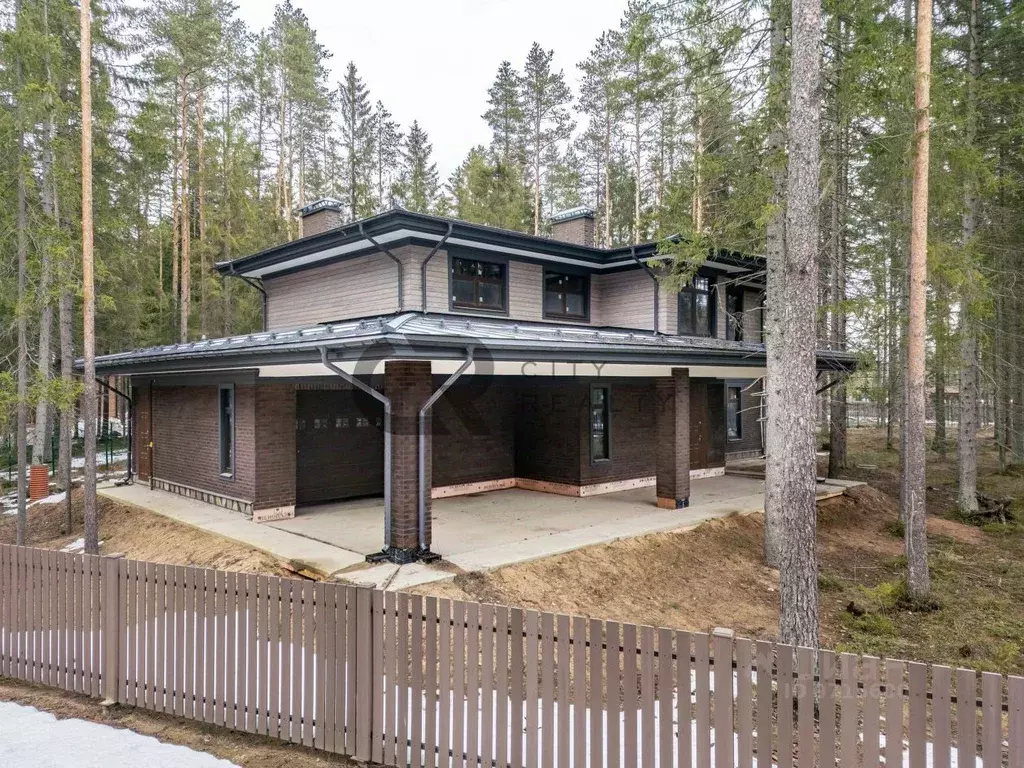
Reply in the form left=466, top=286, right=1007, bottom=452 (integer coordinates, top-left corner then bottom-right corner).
left=29, top=464, right=50, bottom=502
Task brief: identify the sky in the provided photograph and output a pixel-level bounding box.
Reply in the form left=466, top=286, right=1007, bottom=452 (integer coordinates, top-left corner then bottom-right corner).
left=234, top=0, right=629, bottom=177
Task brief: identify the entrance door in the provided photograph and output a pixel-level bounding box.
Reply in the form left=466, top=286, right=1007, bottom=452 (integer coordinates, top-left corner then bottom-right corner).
left=295, top=389, right=384, bottom=505
left=689, top=379, right=726, bottom=470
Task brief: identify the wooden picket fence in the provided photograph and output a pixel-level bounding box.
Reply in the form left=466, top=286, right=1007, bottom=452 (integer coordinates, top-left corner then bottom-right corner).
left=1, top=544, right=1023, bottom=767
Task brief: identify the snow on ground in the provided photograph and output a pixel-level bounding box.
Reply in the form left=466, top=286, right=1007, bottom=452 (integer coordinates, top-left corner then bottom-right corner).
left=59, top=538, right=103, bottom=553
left=0, top=700, right=238, bottom=767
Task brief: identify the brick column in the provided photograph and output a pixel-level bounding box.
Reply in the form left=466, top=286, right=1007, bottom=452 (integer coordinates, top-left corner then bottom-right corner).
left=385, top=360, right=433, bottom=558
left=656, top=368, right=691, bottom=509
left=253, top=382, right=296, bottom=522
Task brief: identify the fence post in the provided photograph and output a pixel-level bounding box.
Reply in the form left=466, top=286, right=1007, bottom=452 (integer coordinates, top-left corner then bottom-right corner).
left=102, top=555, right=123, bottom=705
left=354, top=583, right=374, bottom=762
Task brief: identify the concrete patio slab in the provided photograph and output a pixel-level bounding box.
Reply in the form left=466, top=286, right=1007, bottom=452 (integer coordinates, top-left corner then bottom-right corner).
left=98, top=482, right=365, bottom=578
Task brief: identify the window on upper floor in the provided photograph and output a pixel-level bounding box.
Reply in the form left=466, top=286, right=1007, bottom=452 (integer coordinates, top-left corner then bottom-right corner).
left=677, top=276, right=715, bottom=337
left=544, top=270, right=589, bottom=320
left=725, top=287, right=744, bottom=342
left=451, top=256, right=507, bottom=312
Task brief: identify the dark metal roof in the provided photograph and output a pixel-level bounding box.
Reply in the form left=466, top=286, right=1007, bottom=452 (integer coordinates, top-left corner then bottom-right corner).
left=214, top=208, right=764, bottom=279
left=87, top=312, right=856, bottom=376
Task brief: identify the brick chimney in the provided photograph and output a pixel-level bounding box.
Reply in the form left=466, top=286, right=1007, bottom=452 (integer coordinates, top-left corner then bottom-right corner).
left=299, top=198, right=345, bottom=237
left=550, top=207, right=596, bottom=247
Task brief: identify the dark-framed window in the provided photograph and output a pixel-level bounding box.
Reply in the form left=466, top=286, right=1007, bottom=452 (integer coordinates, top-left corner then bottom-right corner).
left=725, top=287, right=744, bottom=342
left=726, top=385, right=742, bottom=441
left=218, top=384, right=235, bottom=477
left=450, top=256, right=507, bottom=312
left=544, top=270, right=589, bottom=320
left=677, top=276, right=715, bottom=337
left=590, top=385, right=611, bottom=462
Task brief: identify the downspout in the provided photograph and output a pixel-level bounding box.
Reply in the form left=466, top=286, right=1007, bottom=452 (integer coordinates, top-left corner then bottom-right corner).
left=319, top=347, right=394, bottom=556
left=224, top=263, right=268, bottom=331
left=95, top=377, right=132, bottom=486
left=359, top=221, right=404, bottom=311
left=418, top=347, right=474, bottom=555
left=631, top=246, right=660, bottom=334
left=420, top=222, right=453, bottom=311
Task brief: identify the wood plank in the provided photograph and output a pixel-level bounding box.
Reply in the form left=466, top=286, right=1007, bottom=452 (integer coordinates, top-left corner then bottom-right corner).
left=713, top=631, right=734, bottom=768
left=525, top=610, right=540, bottom=768
left=384, top=590, right=397, bottom=766
left=174, top=565, right=186, bottom=716
left=466, top=602, right=480, bottom=768
left=885, top=659, right=904, bottom=768
left=908, top=662, right=928, bottom=768
left=92, top=555, right=102, bottom=697
left=1008, top=676, right=1024, bottom=768
left=496, top=606, right=510, bottom=768
left=322, top=583, right=336, bottom=753
left=510, top=608, right=524, bottom=768
left=817, top=649, right=836, bottom=768
left=931, top=665, right=952, bottom=768
left=590, top=619, right=605, bottom=768
left=355, top=586, right=373, bottom=762
left=541, top=611, right=555, bottom=768
left=622, top=622, right=638, bottom=768
left=155, top=563, right=167, bottom=713
left=776, top=643, right=793, bottom=768
left=424, top=597, right=439, bottom=768
left=372, top=589, right=385, bottom=763
left=144, top=560, right=155, bottom=709
left=957, top=668, right=977, bottom=767
left=214, top=568, right=226, bottom=727
left=244, top=573, right=257, bottom=733
left=412, top=595, right=425, bottom=768
left=183, top=567, right=195, bottom=719
left=640, top=626, right=655, bottom=768
left=202, top=569, right=213, bottom=723
left=439, top=599, right=453, bottom=768
left=574, top=617, right=588, bottom=768
left=116, top=558, right=128, bottom=703
left=50, top=552, right=60, bottom=688
left=735, top=638, right=754, bottom=768
left=795, top=646, right=814, bottom=768
left=694, top=632, right=711, bottom=768
left=607, top=621, right=621, bottom=768
left=399, top=592, right=413, bottom=766
left=259, top=575, right=270, bottom=737
left=981, top=671, right=1001, bottom=768
left=0, top=547, right=7, bottom=679
left=481, top=604, right=496, bottom=768
left=336, top=585, right=349, bottom=753
left=861, top=655, right=880, bottom=768
left=453, top=600, right=468, bottom=768
left=226, top=570, right=239, bottom=730
left=268, top=576, right=281, bottom=740
left=302, top=581, right=315, bottom=748
left=556, top=613, right=570, bottom=768
left=289, top=577, right=302, bottom=743
left=313, top=582, right=326, bottom=749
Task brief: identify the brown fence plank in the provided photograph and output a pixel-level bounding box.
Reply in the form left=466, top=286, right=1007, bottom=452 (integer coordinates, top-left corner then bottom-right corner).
left=258, top=575, right=270, bottom=737
left=525, top=610, right=540, bottom=768
left=467, top=602, right=481, bottom=768
left=817, top=649, right=835, bottom=768
left=288, top=577, right=301, bottom=743
left=302, top=581, right=316, bottom=748
left=372, top=589, right=385, bottom=763
left=425, top=596, right=440, bottom=768
left=75, top=552, right=83, bottom=693
left=622, top=622, right=638, bottom=768
left=607, top=621, right=621, bottom=768
left=323, top=583, right=337, bottom=754
left=184, top=566, right=196, bottom=720
left=541, top=611, right=555, bottom=768
left=412, top=594, right=425, bottom=768
left=640, top=626, right=655, bottom=768
left=355, top=585, right=373, bottom=762
left=574, top=617, right=588, bottom=768
left=92, top=555, right=102, bottom=697
left=27, top=548, right=35, bottom=683
left=841, top=653, right=862, bottom=766
left=496, top=605, right=511, bottom=768
left=775, top=643, right=792, bottom=768
left=957, top=668, right=977, bottom=767
left=481, top=604, right=496, bottom=768
left=244, top=573, right=258, bottom=733
left=885, top=659, right=904, bottom=768
left=155, top=563, right=167, bottom=712
left=981, top=671, right=1001, bottom=767
left=510, top=607, right=524, bottom=768
left=125, top=559, right=136, bottom=707
left=864, top=655, right=880, bottom=768
left=214, top=568, right=226, bottom=727
left=384, top=590, right=397, bottom=766
left=399, top=592, right=413, bottom=766
left=452, top=600, right=468, bottom=768
left=678, top=631, right=694, bottom=768
left=795, top=646, right=814, bottom=768
left=694, top=632, right=711, bottom=768
left=590, top=619, right=605, bottom=768
left=311, top=582, right=324, bottom=749
left=439, top=598, right=453, bottom=768
left=557, top=613, right=570, bottom=768
left=713, top=632, right=734, bottom=768
left=0, top=547, right=7, bottom=679
left=337, top=585, right=350, bottom=754
left=50, top=552, right=60, bottom=689
left=1009, top=675, right=1024, bottom=768
left=143, top=560, right=155, bottom=709
left=908, top=662, right=928, bottom=768
left=202, top=569, right=213, bottom=723
left=735, top=638, right=753, bottom=768
left=174, top=565, right=186, bottom=717
left=228, top=570, right=241, bottom=731
left=931, top=664, right=952, bottom=768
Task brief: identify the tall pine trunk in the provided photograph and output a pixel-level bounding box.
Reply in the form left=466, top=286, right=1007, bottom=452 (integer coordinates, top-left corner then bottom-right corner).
left=81, top=0, right=99, bottom=555
left=15, top=0, right=29, bottom=544
left=769, top=0, right=821, bottom=648
left=178, top=73, right=191, bottom=343
left=763, top=1, right=787, bottom=567
left=957, top=0, right=981, bottom=514
left=902, top=0, right=933, bottom=598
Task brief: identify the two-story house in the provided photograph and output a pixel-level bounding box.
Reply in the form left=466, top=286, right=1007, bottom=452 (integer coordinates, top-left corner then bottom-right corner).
left=93, top=201, right=855, bottom=563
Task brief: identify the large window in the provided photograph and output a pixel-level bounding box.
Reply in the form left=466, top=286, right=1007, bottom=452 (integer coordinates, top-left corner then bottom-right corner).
left=678, top=276, right=715, bottom=337
left=726, top=385, right=742, bottom=441
left=725, top=288, right=744, bottom=342
left=590, top=385, right=611, bottom=462
left=218, top=384, right=235, bottom=477
left=544, top=271, right=589, bottom=320
left=451, top=256, right=507, bottom=312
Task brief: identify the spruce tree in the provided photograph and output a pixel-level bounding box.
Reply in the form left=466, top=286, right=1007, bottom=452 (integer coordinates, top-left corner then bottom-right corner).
left=338, top=61, right=374, bottom=218
left=398, top=120, right=439, bottom=214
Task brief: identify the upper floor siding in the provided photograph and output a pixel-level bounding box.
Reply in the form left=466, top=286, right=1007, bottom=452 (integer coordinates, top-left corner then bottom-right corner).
left=263, top=243, right=765, bottom=341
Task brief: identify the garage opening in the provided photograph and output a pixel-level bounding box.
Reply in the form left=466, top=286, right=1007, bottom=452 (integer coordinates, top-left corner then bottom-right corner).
left=295, top=388, right=384, bottom=505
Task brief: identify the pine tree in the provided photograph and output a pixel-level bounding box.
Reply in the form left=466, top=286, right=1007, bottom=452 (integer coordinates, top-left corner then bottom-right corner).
left=338, top=61, right=374, bottom=218
left=483, top=61, right=526, bottom=167
left=370, top=100, right=402, bottom=210
left=397, top=120, right=439, bottom=214
left=578, top=32, right=622, bottom=246
left=521, top=42, right=574, bottom=234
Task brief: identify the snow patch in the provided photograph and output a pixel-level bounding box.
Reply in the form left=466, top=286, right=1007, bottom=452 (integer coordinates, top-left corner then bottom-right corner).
left=60, top=538, right=103, bottom=554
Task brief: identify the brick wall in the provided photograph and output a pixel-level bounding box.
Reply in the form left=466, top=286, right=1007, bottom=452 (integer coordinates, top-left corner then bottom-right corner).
left=152, top=384, right=255, bottom=503
left=515, top=379, right=583, bottom=484
left=578, top=379, right=656, bottom=485
left=254, top=383, right=297, bottom=511
left=433, top=378, right=516, bottom=486
left=725, top=378, right=764, bottom=457
left=386, top=361, right=433, bottom=552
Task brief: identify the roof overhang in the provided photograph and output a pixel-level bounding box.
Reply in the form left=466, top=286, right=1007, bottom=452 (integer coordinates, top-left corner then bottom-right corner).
left=85, top=313, right=856, bottom=377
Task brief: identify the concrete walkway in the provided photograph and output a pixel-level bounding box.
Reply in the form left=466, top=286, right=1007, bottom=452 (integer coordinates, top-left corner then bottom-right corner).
left=99, top=482, right=365, bottom=578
